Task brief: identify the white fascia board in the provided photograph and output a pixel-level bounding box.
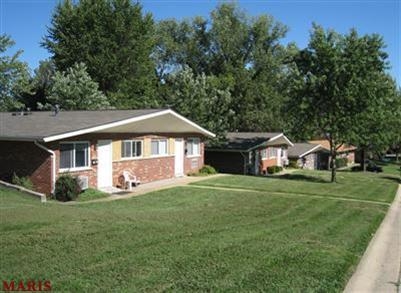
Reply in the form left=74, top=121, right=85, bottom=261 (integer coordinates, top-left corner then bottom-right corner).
left=299, top=144, right=323, bottom=158
left=268, top=133, right=294, bottom=147
left=43, top=109, right=215, bottom=142
left=251, top=133, right=294, bottom=151
left=168, top=110, right=216, bottom=138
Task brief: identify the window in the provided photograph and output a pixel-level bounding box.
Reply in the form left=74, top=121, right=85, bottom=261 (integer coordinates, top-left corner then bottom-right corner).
left=261, top=149, right=268, bottom=159
left=268, top=147, right=277, bottom=158
left=187, top=137, right=200, bottom=156
left=60, top=142, right=89, bottom=169
left=151, top=139, right=168, bottom=156
left=121, top=140, right=142, bottom=158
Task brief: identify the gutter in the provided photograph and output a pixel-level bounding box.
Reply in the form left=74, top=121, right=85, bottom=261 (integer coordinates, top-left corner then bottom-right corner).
left=34, top=141, right=56, bottom=194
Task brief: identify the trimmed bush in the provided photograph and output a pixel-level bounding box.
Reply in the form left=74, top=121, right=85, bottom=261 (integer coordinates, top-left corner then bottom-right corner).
left=288, top=159, right=299, bottom=169
left=199, top=165, right=218, bottom=175
left=55, top=174, right=81, bottom=201
left=267, top=166, right=283, bottom=174
left=12, top=173, right=34, bottom=190
left=335, top=158, right=348, bottom=168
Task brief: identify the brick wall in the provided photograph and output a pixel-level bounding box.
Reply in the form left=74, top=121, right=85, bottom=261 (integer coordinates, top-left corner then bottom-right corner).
left=260, top=158, right=277, bottom=173
left=184, top=143, right=204, bottom=174
left=296, top=153, right=317, bottom=170
left=50, top=132, right=205, bottom=190
left=113, top=156, right=174, bottom=187
left=0, top=141, right=52, bottom=194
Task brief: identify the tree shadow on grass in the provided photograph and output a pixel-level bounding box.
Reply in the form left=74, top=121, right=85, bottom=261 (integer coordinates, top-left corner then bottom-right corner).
left=380, top=175, right=401, bottom=184
left=273, top=173, right=330, bottom=184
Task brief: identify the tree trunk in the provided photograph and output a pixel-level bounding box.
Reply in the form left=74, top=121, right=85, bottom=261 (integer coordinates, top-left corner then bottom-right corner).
left=330, top=140, right=337, bottom=183
left=361, top=148, right=366, bottom=171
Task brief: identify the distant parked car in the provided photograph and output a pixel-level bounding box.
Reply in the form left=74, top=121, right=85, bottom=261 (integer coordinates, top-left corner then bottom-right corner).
left=366, top=161, right=383, bottom=173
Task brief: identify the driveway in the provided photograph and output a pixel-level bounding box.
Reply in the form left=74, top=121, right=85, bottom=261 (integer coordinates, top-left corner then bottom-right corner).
left=344, top=184, right=401, bottom=293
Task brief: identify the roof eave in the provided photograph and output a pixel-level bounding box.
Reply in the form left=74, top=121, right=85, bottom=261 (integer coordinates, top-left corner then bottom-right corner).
left=250, top=133, right=294, bottom=151
left=42, top=109, right=215, bottom=142
left=0, top=136, right=45, bottom=142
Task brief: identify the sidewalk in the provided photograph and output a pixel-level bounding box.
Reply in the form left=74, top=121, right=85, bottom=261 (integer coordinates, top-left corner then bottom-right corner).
left=63, top=174, right=226, bottom=204
left=344, top=184, right=401, bottom=293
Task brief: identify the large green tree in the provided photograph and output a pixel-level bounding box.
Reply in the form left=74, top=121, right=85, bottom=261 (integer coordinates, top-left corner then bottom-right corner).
left=0, top=35, right=31, bottom=111
left=43, top=0, right=157, bottom=108
left=154, top=3, right=289, bottom=131
left=161, top=66, right=233, bottom=140
left=47, top=62, right=111, bottom=110
left=285, top=24, right=391, bottom=182
left=22, top=59, right=56, bottom=110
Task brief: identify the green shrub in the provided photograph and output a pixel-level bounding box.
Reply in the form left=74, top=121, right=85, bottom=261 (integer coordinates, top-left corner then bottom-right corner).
left=288, top=159, right=299, bottom=169
left=55, top=174, right=81, bottom=202
left=267, top=166, right=283, bottom=174
left=335, top=158, right=348, bottom=168
left=12, top=173, right=34, bottom=190
left=198, top=165, right=217, bottom=175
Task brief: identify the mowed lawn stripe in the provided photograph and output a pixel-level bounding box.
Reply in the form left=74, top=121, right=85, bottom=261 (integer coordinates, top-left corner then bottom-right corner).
left=0, top=184, right=388, bottom=292
left=189, top=185, right=391, bottom=206
left=191, top=170, right=399, bottom=203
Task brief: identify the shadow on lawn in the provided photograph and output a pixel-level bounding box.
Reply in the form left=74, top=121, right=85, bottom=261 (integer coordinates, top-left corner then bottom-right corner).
left=380, top=175, right=401, bottom=184
left=273, top=173, right=329, bottom=184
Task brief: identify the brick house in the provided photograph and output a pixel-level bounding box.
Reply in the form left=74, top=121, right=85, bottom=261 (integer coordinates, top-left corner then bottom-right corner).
left=308, top=139, right=356, bottom=168
left=205, top=132, right=293, bottom=175
left=0, top=109, right=214, bottom=195
left=287, top=143, right=329, bottom=170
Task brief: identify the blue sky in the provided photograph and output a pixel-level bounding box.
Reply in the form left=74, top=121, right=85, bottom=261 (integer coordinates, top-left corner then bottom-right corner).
left=1, top=0, right=399, bottom=84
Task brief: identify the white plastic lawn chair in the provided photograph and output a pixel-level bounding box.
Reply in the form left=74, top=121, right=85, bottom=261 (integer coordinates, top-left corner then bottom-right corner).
left=122, top=171, right=141, bottom=191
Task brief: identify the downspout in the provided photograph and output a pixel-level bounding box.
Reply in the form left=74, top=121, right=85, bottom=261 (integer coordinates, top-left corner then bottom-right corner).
left=34, top=141, right=56, bottom=195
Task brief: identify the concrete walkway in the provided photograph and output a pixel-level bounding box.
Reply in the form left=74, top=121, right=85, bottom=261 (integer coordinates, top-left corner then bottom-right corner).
left=63, top=174, right=227, bottom=205
left=344, top=184, right=401, bottom=293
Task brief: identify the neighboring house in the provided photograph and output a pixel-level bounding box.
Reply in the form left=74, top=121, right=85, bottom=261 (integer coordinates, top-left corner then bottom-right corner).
left=205, top=132, right=293, bottom=175
left=287, top=143, right=328, bottom=170
left=0, top=109, right=214, bottom=195
left=308, top=139, right=357, bottom=168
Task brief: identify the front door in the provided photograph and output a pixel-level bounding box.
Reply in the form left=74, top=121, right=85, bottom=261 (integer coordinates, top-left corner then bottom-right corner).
left=174, top=138, right=184, bottom=176
left=97, top=140, right=112, bottom=188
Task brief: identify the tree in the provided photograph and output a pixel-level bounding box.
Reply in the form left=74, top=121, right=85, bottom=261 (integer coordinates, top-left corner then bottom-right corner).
left=43, top=0, right=157, bottom=108
left=47, top=62, right=111, bottom=110
left=154, top=3, right=289, bottom=132
left=285, top=24, right=390, bottom=182
left=22, top=59, right=56, bottom=110
left=161, top=67, right=233, bottom=140
left=351, top=74, right=400, bottom=169
left=387, top=88, right=401, bottom=162
left=0, top=35, right=31, bottom=111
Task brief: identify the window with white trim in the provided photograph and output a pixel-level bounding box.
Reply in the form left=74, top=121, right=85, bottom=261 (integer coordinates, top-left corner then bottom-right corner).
left=268, top=147, right=277, bottom=158
left=187, top=137, right=200, bottom=156
left=121, top=140, right=143, bottom=158
left=151, top=139, right=168, bottom=156
left=261, top=149, right=268, bottom=159
left=60, top=142, right=90, bottom=169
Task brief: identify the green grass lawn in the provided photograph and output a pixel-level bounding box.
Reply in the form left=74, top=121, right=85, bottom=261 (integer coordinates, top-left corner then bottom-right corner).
left=76, top=188, right=109, bottom=202
left=0, top=170, right=398, bottom=292
left=193, top=170, right=399, bottom=203
left=374, top=161, right=401, bottom=176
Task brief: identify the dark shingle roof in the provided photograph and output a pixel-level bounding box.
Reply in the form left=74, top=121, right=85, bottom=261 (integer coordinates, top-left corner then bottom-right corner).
left=287, top=143, right=324, bottom=158
left=211, top=132, right=282, bottom=151
left=0, top=109, right=163, bottom=141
